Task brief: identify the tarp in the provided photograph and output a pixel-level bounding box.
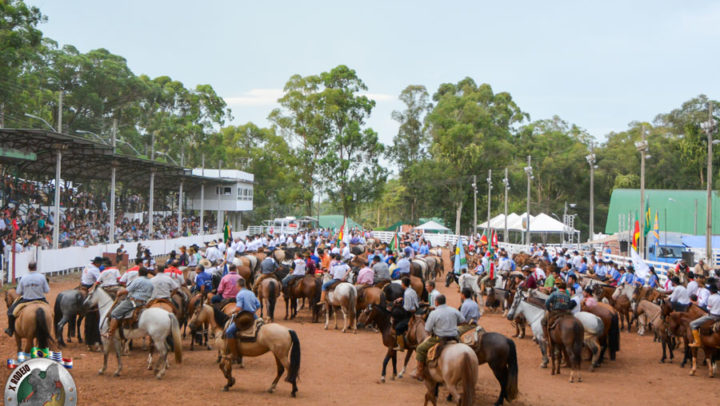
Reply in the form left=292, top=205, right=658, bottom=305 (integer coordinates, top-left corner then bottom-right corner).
left=414, top=220, right=451, bottom=232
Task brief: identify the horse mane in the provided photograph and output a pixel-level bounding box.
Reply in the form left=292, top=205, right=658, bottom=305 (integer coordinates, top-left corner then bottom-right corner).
left=212, top=305, right=229, bottom=327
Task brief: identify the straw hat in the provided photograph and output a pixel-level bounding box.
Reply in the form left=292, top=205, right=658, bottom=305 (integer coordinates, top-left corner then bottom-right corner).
left=199, top=259, right=211, bottom=268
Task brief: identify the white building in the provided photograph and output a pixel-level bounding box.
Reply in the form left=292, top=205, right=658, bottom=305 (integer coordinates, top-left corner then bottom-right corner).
left=188, top=168, right=254, bottom=231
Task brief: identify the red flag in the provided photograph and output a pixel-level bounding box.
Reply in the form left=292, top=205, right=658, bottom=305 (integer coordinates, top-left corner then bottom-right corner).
left=479, top=234, right=488, bottom=246
left=632, top=219, right=640, bottom=251
left=11, top=219, right=18, bottom=231
left=491, top=230, right=498, bottom=248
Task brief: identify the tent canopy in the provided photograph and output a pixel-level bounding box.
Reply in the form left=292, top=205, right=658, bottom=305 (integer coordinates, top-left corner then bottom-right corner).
left=481, top=212, right=578, bottom=234
left=414, top=220, right=451, bottom=232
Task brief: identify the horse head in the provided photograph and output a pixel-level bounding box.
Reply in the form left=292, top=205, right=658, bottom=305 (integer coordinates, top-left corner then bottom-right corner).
left=357, top=304, right=375, bottom=328
left=82, top=284, right=99, bottom=308
left=507, top=289, right=526, bottom=321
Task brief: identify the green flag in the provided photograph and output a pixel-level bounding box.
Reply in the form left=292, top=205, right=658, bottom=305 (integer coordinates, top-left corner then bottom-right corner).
left=643, top=200, right=651, bottom=236
left=389, top=228, right=399, bottom=253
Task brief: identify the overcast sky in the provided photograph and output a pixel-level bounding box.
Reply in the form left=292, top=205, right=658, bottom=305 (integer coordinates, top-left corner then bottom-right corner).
left=27, top=0, right=720, bottom=146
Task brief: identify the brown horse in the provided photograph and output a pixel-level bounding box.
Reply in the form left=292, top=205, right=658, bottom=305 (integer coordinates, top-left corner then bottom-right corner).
left=357, top=300, right=428, bottom=382
left=666, top=312, right=719, bottom=377
left=581, top=300, right=620, bottom=362
left=546, top=314, right=584, bottom=383
left=3, top=288, right=19, bottom=309
left=357, top=286, right=384, bottom=310
left=613, top=294, right=633, bottom=332
left=283, top=274, right=321, bottom=322
left=424, top=343, right=478, bottom=406
left=12, top=301, right=56, bottom=353
left=258, top=278, right=279, bottom=322
left=236, top=265, right=253, bottom=283
left=188, top=303, right=225, bottom=359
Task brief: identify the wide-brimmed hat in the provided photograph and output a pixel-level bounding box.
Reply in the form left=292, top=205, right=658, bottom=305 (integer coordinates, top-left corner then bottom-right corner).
left=199, top=259, right=211, bottom=268
left=15, top=238, right=22, bottom=244
left=208, top=241, right=217, bottom=247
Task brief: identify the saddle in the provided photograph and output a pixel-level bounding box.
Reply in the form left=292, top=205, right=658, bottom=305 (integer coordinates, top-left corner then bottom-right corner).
left=459, top=325, right=486, bottom=347
left=146, top=298, right=179, bottom=315
left=326, top=280, right=342, bottom=291
left=427, top=337, right=458, bottom=365
left=119, top=306, right=146, bottom=339
left=12, top=300, right=47, bottom=317
left=699, top=320, right=720, bottom=336
left=234, top=311, right=264, bottom=342
left=374, top=280, right=390, bottom=290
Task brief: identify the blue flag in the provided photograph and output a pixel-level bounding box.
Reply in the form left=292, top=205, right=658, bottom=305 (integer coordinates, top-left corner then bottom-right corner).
left=454, top=238, right=468, bottom=274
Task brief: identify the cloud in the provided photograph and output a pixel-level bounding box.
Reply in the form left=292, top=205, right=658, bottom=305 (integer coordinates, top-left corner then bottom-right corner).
left=362, top=92, right=396, bottom=102
left=224, top=88, right=283, bottom=107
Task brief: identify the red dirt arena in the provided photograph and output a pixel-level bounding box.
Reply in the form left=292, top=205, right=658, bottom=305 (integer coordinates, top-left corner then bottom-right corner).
left=1, top=274, right=719, bottom=406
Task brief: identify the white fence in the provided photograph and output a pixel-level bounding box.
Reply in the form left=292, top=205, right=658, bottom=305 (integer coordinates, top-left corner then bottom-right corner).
left=4, top=231, right=247, bottom=283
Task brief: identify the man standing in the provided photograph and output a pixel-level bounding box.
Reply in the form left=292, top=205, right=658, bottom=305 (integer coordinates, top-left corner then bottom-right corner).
left=5, top=262, right=48, bottom=336
left=414, top=294, right=465, bottom=379
left=104, top=267, right=154, bottom=338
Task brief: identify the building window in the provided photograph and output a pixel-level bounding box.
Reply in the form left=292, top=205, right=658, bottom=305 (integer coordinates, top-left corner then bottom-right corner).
left=223, top=187, right=231, bottom=195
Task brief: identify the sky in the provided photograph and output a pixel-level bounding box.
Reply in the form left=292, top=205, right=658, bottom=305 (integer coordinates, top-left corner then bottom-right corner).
left=26, top=0, right=720, bottom=147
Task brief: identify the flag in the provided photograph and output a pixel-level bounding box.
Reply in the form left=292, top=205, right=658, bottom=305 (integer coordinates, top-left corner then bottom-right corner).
left=491, top=229, right=498, bottom=248
left=11, top=218, right=18, bottom=231
left=632, top=218, right=640, bottom=251
left=454, top=238, right=468, bottom=274
left=389, top=227, right=399, bottom=253
left=644, top=200, right=651, bottom=236
left=223, top=218, right=231, bottom=244
left=652, top=211, right=660, bottom=243
left=479, top=233, right=488, bottom=246
left=630, top=247, right=650, bottom=280
left=337, top=218, right=346, bottom=245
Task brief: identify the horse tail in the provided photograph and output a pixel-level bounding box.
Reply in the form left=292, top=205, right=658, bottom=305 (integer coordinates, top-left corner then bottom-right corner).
left=287, top=329, right=301, bottom=384
left=170, top=313, right=183, bottom=364
left=268, top=280, right=277, bottom=320
left=505, top=338, right=519, bottom=400
left=460, top=350, right=476, bottom=406
left=348, top=286, right=357, bottom=326
left=53, top=294, right=63, bottom=335
left=35, top=307, right=52, bottom=349
left=609, top=313, right=620, bottom=352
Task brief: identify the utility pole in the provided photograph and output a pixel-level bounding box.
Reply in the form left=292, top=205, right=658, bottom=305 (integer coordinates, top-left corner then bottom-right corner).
left=200, top=154, right=205, bottom=235
left=503, top=167, right=509, bottom=243
left=472, top=175, right=477, bottom=236
left=524, top=156, right=533, bottom=246
left=635, top=125, right=649, bottom=258
left=109, top=119, right=117, bottom=244
left=586, top=146, right=596, bottom=242
left=701, top=103, right=717, bottom=265
left=486, top=169, right=492, bottom=237
left=57, top=92, right=63, bottom=133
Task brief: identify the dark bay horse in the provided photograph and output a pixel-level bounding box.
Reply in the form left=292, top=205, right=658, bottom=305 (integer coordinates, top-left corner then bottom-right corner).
left=581, top=301, right=620, bottom=363
left=283, top=274, right=321, bottom=322
left=466, top=330, right=519, bottom=406
left=547, top=314, right=584, bottom=383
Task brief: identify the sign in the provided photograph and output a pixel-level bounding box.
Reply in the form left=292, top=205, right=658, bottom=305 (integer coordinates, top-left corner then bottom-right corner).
left=4, top=358, right=77, bottom=405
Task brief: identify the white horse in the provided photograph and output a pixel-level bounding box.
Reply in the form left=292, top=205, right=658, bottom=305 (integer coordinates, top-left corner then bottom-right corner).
left=84, top=286, right=183, bottom=379
left=507, top=291, right=604, bottom=370
left=321, top=274, right=357, bottom=333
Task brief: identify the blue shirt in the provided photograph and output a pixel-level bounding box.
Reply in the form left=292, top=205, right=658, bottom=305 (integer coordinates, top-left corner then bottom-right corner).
left=195, top=271, right=213, bottom=293
left=596, top=265, right=607, bottom=278
left=460, top=298, right=481, bottom=324
left=419, top=245, right=429, bottom=255
left=578, top=263, right=588, bottom=274
left=609, top=269, right=621, bottom=282
left=397, top=258, right=411, bottom=274
left=648, top=274, right=659, bottom=288
left=619, top=273, right=635, bottom=285
left=235, top=289, right=261, bottom=318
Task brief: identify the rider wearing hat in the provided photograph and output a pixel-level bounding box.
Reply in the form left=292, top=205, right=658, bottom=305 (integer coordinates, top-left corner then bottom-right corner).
left=413, top=294, right=465, bottom=380
left=81, top=257, right=103, bottom=289
left=689, top=283, right=720, bottom=348
left=5, top=261, right=48, bottom=336
left=103, top=267, right=154, bottom=338
left=542, top=279, right=572, bottom=337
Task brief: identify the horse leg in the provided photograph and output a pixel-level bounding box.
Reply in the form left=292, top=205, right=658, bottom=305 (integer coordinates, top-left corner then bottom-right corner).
left=155, top=339, right=169, bottom=379
left=391, top=350, right=398, bottom=380
left=77, top=314, right=84, bottom=343
left=56, top=317, right=68, bottom=347
left=268, top=355, right=285, bottom=393
left=340, top=307, right=347, bottom=333
left=219, top=355, right=236, bottom=391
left=381, top=352, right=391, bottom=383
left=399, top=348, right=413, bottom=378
left=99, top=339, right=109, bottom=375
left=113, top=337, right=123, bottom=377
left=707, top=355, right=714, bottom=378
left=488, top=359, right=508, bottom=406
left=324, top=304, right=329, bottom=330
left=589, top=337, right=600, bottom=370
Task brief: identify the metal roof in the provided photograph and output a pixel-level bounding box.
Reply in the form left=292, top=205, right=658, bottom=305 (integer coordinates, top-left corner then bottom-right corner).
left=0, top=128, right=234, bottom=192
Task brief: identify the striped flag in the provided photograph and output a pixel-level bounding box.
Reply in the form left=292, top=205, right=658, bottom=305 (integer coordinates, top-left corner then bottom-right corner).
left=389, top=227, right=399, bottom=253
left=632, top=218, right=640, bottom=251
left=652, top=212, right=660, bottom=243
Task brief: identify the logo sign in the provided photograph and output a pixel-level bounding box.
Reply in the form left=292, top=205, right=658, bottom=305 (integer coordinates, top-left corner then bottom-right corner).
left=4, top=358, right=77, bottom=405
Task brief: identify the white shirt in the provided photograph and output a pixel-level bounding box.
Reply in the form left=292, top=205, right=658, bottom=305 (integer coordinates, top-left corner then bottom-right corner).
left=708, top=293, right=720, bottom=315
left=292, top=258, right=306, bottom=276
left=218, top=241, right=227, bottom=253
left=119, top=269, right=139, bottom=285
left=206, top=246, right=222, bottom=263
left=98, top=267, right=121, bottom=287
left=236, top=241, right=245, bottom=253
left=697, top=287, right=711, bottom=308
left=331, top=263, right=350, bottom=280
left=81, top=263, right=101, bottom=285
left=341, top=246, right=351, bottom=261
left=687, top=280, right=699, bottom=297
left=533, top=267, right=546, bottom=281
left=670, top=285, right=690, bottom=304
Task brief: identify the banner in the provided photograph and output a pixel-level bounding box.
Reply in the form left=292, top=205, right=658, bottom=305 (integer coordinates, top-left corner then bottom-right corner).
left=630, top=247, right=650, bottom=280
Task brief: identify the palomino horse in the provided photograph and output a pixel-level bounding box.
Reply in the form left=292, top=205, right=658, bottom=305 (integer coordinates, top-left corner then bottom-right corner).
left=357, top=301, right=428, bottom=382
left=507, top=292, right=603, bottom=370
left=667, top=311, right=719, bottom=377
left=3, top=288, right=19, bottom=309
left=84, top=286, right=182, bottom=379
left=258, top=278, right=280, bottom=322
left=217, top=313, right=301, bottom=396
left=465, top=330, right=519, bottom=406
left=423, top=343, right=478, bottom=406
left=321, top=274, right=358, bottom=333
left=11, top=301, right=56, bottom=353
left=54, top=288, right=88, bottom=346
left=188, top=304, right=225, bottom=360
left=283, top=274, right=321, bottom=322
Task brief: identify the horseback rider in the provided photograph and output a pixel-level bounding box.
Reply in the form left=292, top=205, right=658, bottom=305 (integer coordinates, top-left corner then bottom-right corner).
left=542, top=280, right=573, bottom=337
left=150, top=266, right=181, bottom=312
left=414, top=294, right=464, bottom=380
left=253, top=255, right=278, bottom=293
left=213, top=264, right=241, bottom=304
left=103, top=267, right=154, bottom=338
left=355, top=260, right=374, bottom=287
left=193, top=264, right=214, bottom=298
left=318, top=254, right=350, bottom=305
left=119, top=258, right=143, bottom=286
left=5, top=261, right=48, bottom=336
left=668, top=276, right=690, bottom=311
left=282, top=251, right=307, bottom=290
left=98, top=257, right=121, bottom=288
left=371, top=256, right=391, bottom=286
left=689, top=283, right=720, bottom=348
left=224, top=278, right=261, bottom=356
left=393, top=277, right=419, bottom=351
left=81, top=256, right=103, bottom=290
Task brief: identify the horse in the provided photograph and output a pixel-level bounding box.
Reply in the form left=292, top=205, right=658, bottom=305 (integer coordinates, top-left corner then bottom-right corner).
left=11, top=301, right=56, bottom=353
left=53, top=288, right=87, bottom=346
left=216, top=313, right=301, bottom=396
left=634, top=299, right=675, bottom=363
left=465, top=330, right=519, bottom=406
left=383, top=283, right=404, bottom=302
left=357, top=286, right=384, bottom=314
left=546, top=313, right=584, bottom=383
left=283, top=274, right=321, bottom=322
left=507, top=292, right=604, bottom=370
left=321, top=274, right=358, bottom=333
left=188, top=303, right=225, bottom=359
left=3, top=288, right=19, bottom=309
left=258, top=278, right=279, bottom=322
left=83, top=286, right=182, bottom=379
left=423, top=343, right=478, bottom=406
left=666, top=311, right=720, bottom=377
left=580, top=300, right=620, bottom=363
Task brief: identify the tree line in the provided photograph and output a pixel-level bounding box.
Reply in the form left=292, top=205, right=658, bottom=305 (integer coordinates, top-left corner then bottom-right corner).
left=1, top=0, right=718, bottom=234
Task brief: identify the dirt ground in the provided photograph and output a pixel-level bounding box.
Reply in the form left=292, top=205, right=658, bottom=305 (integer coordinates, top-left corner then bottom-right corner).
left=1, top=272, right=719, bottom=406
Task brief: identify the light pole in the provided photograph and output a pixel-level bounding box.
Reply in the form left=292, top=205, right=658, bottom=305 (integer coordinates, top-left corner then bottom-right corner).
left=472, top=175, right=477, bottom=237
left=24, top=113, right=56, bottom=132
left=635, top=125, right=649, bottom=258
left=155, top=151, right=181, bottom=166
left=486, top=169, right=492, bottom=238
left=700, top=103, right=718, bottom=265
left=76, top=130, right=109, bottom=145
left=524, top=156, right=533, bottom=246
left=585, top=147, right=597, bottom=242
left=502, top=167, right=509, bottom=243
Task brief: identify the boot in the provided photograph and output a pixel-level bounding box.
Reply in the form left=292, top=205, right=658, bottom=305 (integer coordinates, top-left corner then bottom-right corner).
left=689, top=329, right=702, bottom=348
left=412, top=361, right=425, bottom=381
left=394, top=335, right=405, bottom=351
left=4, top=315, right=15, bottom=337
left=103, top=318, right=119, bottom=339
left=316, top=291, right=326, bottom=306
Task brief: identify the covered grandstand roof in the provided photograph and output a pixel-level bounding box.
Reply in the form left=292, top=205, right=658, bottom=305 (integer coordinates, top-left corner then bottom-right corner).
left=0, top=128, right=234, bottom=191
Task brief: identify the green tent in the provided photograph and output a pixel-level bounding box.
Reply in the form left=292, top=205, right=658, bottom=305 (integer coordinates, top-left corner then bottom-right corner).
left=318, top=215, right=362, bottom=230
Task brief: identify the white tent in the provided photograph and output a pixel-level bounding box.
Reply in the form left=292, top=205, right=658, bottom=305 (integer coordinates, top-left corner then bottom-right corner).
left=478, top=213, right=521, bottom=230
left=414, top=220, right=451, bottom=233
left=531, top=213, right=570, bottom=233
